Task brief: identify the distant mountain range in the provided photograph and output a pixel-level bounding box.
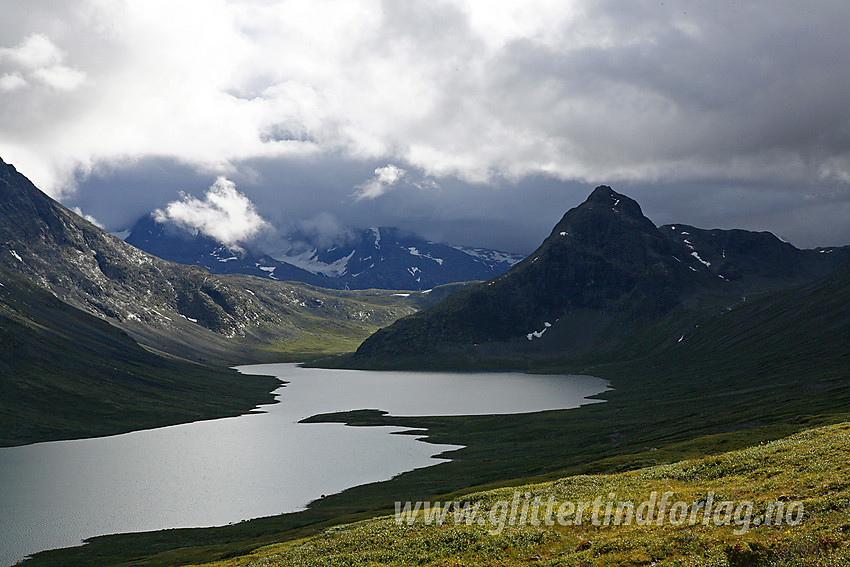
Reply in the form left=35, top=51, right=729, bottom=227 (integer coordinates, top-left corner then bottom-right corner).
left=344, top=185, right=850, bottom=367
left=123, top=214, right=332, bottom=287
left=123, top=215, right=524, bottom=291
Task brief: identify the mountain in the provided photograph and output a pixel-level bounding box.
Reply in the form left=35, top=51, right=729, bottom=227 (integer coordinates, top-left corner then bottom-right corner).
left=0, top=157, right=427, bottom=366
left=277, top=227, right=524, bottom=290
left=124, top=214, right=333, bottom=286
left=124, top=217, right=525, bottom=291
left=0, top=264, right=279, bottom=446
left=344, top=186, right=850, bottom=367
left=659, top=223, right=849, bottom=285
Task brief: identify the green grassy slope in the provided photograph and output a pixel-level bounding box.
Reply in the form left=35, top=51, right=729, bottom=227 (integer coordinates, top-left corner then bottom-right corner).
left=0, top=266, right=279, bottom=447
left=196, top=422, right=850, bottom=567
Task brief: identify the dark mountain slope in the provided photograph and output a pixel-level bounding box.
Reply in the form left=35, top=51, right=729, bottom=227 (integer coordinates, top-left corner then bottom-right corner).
left=349, top=186, right=714, bottom=362
left=630, top=259, right=850, bottom=385
left=660, top=223, right=850, bottom=284
left=0, top=158, right=422, bottom=364
left=0, top=265, right=279, bottom=446
left=346, top=186, right=849, bottom=368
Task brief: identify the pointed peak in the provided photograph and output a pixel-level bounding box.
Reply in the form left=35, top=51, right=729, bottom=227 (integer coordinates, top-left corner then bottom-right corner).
left=585, top=185, right=629, bottom=204
left=580, top=185, right=644, bottom=217
left=588, top=185, right=617, bottom=199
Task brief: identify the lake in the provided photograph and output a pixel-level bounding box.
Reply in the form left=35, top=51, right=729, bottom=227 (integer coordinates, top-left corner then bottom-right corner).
left=0, top=364, right=609, bottom=566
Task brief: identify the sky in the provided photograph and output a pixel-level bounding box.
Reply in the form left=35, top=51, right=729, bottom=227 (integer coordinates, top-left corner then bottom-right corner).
left=1, top=0, right=849, bottom=253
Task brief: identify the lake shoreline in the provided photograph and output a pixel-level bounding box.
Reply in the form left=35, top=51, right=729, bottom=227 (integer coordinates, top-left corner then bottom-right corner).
left=5, top=364, right=607, bottom=567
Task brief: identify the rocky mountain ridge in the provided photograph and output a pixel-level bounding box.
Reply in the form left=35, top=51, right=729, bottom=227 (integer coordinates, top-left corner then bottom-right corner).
left=123, top=215, right=524, bottom=291
left=346, top=186, right=850, bottom=366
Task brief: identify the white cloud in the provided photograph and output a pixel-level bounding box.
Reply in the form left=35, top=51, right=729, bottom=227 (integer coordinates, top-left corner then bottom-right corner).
left=71, top=206, right=104, bottom=228
left=32, top=66, right=87, bottom=90
left=154, top=177, right=270, bottom=246
left=0, top=73, right=27, bottom=91
left=0, top=33, right=86, bottom=93
left=0, top=34, right=62, bottom=69
left=0, top=0, right=848, bottom=206
left=353, top=164, right=407, bottom=200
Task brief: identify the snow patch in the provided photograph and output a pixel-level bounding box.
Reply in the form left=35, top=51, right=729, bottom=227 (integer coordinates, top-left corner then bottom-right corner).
left=559, top=231, right=568, bottom=236
left=690, top=251, right=711, bottom=268
left=392, top=293, right=410, bottom=297
left=526, top=321, right=552, bottom=341
left=259, top=266, right=276, bottom=273
left=280, top=249, right=355, bottom=277
left=151, top=309, right=172, bottom=322
left=370, top=227, right=381, bottom=249
left=452, top=245, right=524, bottom=266
left=407, top=247, right=444, bottom=265
left=9, top=250, right=22, bottom=262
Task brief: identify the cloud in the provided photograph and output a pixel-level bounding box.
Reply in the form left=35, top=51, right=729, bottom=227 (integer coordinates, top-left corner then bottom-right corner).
left=2, top=1, right=849, bottom=196
left=0, top=73, right=26, bottom=92
left=3, top=1, right=850, bottom=251
left=353, top=164, right=407, bottom=200
left=296, top=212, right=350, bottom=245
left=0, top=34, right=62, bottom=68
left=71, top=206, right=104, bottom=228
left=0, top=33, right=86, bottom=92
left=32, top=66, right=86, bottom=90
left=154, top=177, right=270, bottom=247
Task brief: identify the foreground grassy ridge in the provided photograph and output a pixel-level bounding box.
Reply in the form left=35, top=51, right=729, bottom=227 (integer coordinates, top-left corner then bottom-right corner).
left=194, top=423, right=850, bottom=567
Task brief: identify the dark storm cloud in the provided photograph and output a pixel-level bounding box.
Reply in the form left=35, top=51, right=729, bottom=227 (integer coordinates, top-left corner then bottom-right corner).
left=2, top=1, right=850, bottom=251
